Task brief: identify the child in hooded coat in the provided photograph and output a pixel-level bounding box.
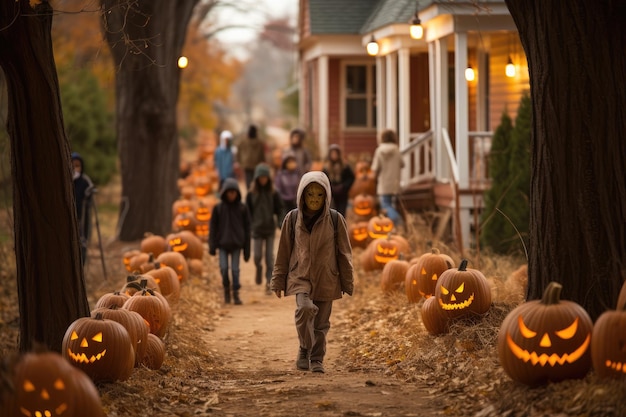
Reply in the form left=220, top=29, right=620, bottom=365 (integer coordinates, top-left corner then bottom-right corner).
left=274, top=154, right=301, bottom=223
left=209, top=178, right=251, bottom=305
left=271, top=171, right=354, bottom=373
left=245, top=163, right=283, bottom=294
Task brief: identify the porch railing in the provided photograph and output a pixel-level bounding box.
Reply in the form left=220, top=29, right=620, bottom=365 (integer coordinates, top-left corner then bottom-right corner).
left=400, top=130, right=435, bottom=187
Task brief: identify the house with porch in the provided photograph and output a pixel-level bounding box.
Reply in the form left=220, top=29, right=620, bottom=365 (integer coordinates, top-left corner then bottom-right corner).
left=297, top=0, right=530, bottom=250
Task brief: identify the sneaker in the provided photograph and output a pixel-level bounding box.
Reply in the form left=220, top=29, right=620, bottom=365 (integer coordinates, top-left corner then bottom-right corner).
left=296, top=347, right=309, bottom=370
left=310, top=360, right=324, bottom=373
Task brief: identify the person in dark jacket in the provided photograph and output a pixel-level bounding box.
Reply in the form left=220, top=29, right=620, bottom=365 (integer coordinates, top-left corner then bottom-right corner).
left=237, top=124, right=267, bottom=191
left=245, top=163, right=283, bottom=294
left=322, top=144, right=355, bottom=216
left=209, top=178, right=251, bottom=305
left=71, top=152, right=94, bottom=266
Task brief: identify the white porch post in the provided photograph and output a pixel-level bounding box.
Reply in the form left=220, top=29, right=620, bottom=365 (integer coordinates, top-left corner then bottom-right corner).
left=398, top=48, right=411, bottom=186
left=454, top=33, right=471, bottom=249
left=434, top=38, right=448, bottom=180
left=385, top=52, right=398, bottom=131
left=376, top=56, right=386, bottom=141
left=318, top=55, right=329, bottom=157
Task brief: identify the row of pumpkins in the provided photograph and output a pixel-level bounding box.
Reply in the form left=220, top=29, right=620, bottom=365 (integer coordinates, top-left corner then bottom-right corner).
left=376, top=246, right=626, bottom=386
left=0, top=232, right=202, bottom=416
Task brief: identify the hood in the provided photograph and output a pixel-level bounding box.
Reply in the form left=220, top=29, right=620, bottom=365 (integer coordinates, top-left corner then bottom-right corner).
left=281, top=153, right=296, bottom=170
left=296, top=171, right=331, bottom=211
left=219, top=177, right=241, bottom=202
left=253, top=163, right=271, bottom=180
left=327, top=144, right=342, bottom=159
left=376, top=142, right=399, bottom=158
left=219, top=130, right=233, bottom=149
left=71, top=151, right=85, bottom=177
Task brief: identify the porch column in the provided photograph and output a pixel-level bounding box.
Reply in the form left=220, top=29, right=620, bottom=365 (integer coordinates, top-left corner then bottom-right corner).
left=433, top=37, right=448, bottom=180
left=476, top=37, right=489, bottom=131
left=454, top=33, right=471, bottom=249
left=318, top=55, right=329, bottom=157
left=376, top=55, right=386, bottom=141
left=398, top=48, right=411, bottom=149
left=385, top=52, right=398, bottom=131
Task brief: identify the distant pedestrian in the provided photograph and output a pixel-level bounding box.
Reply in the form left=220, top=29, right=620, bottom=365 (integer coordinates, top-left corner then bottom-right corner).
left=214, top=130, right=236, bottom=189
left=274, top=154, right=301, bottom=223
left=245, top=163, right=283, bottom=294
left=283, top=128, right=312, bottom=175
left=209, top=178, right=251, bottom=305
left=371, top=129, right=405, bottom=228
left=271, top=171, right=354, bottom=374
left=322, top=144, right=355, bottom=216
left=71, top=152, right=94, bottom=266
left=238, top=124, right=267, bottom=191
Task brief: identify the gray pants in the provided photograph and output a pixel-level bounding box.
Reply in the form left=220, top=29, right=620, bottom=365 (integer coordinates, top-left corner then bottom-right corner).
left=253, top=234, right=275, bottom=284
left=295, top=293, right=333, bottom=362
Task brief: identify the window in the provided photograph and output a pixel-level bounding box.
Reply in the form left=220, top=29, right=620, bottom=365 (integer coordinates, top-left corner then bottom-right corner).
left=344, top=63, right=376, bottom=129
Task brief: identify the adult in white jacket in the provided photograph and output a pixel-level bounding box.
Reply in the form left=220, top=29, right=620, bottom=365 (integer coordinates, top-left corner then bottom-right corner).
left=371, top=129, right=405, bottom=228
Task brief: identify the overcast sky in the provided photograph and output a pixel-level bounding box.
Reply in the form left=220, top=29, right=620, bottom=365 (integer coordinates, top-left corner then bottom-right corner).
left=212, top=0, right=298, bottom=59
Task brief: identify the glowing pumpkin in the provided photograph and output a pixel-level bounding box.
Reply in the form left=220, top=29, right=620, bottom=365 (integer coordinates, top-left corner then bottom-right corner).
left=348, top=221, right=370, bottom=249
left=435, top=259, right=491, bottom=319
left=360, top=235, right=410, bottom=271
left=156, top=251, right=189, bottom=283
left=145, top=262, right=180, bottom=305
left=121, top=274, right=160, bottom=296
left=591, top=302, right=626, bottom=379
left=367, top=214, right=395, bottom=239
left=91, top=306, right=149, bottom=367
left=122, top=249, right=141, bottom=272
left=166, top=230, right=204, bottom=259
left=497, top=282, right=593, bottom=386
left=348, top=161, right=376, bottom=198
left=410, top=248, right=455, bottom=299
left=3, top=350, right=104, bottom=417
left=171, top=198, right=196, bottom=217
left=352, top=193, right=376, bottom=218
left=172, top=212, right=198, bottom=233
left=62, top=313, right=135, bottom=382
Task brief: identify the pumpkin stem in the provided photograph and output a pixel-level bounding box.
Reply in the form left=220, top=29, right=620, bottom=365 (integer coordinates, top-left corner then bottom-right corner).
left=154, top=261, right=161, bottom=269
left=140, top=279, right=148, bottom=289
left=541, top=281, right=563, bottom=305
left=94, top=312, right=104, bottom=320
left=127, top=274, right=138, bottom=283
left=458, top=259, right=468, bottom=271
left=431, top=248, right=440, bottom=255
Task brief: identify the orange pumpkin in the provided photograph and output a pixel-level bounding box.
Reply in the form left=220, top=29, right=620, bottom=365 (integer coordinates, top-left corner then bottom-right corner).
left=352, top=193, right=376, bottom=218
left=348, top=221, right=370, bottom=249
left=122, top=281, right=171, bottom=339
left=91, top=306, right=149, bottom=367
left=172, top=211, right=197, bottom=233
left=94, top=291, right=130, bottom=309
left=141, top=333, right=166, bottom=370
left=380, top=259, right=410, bottom=294
left=122, top=249, right=141, bottom=272
left=140, top=233, right=167, bottom=258
left=156, top=251, right=189, bottom=283
left=360, top=234, right=410, bottom=271
left=166, top=230, right=204, bottom=259
left=407, top=248, right=455, bottom=300
left=145, top=262, right=180, bottom=306
left=349, top=161, right=376, bottom=198
left=171, top=198, right=196, bottom=217
left=367, top=214, right=395, bottom=239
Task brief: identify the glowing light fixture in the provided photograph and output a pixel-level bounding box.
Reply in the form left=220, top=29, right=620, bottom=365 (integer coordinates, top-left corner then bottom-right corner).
left=177, top=56, right=188, bottom=69
left=367, top=36, right=379, bottom=56
left=410, top=15, right=423, bottom=40
left=505, top=56, right=516, bottom=77
left=465, top=65, right=475, bottom=82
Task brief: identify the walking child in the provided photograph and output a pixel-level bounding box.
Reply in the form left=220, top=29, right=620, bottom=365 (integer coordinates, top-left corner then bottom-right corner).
left=274, top=154, right=301, bottom=222
left=245, top=163, right=283, bottom=294
left=270, top=171, right=354, bottom=373
left=322, top=144, right=355, bottom=216
left=209, top=178, right=251, bottom=305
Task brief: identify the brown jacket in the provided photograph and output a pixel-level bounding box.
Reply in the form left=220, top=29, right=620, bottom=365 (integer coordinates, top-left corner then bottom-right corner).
left=271, top=171, right=354, bottom=301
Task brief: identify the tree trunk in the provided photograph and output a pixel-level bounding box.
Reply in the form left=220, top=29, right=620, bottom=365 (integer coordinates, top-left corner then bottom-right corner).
left=0, top=0, right=90, bottom=352
left=102, top=0, right=199, bottom=241
left=506, top=0, right=626, bottom=320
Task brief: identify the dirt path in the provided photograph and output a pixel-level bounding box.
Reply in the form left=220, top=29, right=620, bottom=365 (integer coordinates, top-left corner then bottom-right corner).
left=201, top=236, right=436, bottom=417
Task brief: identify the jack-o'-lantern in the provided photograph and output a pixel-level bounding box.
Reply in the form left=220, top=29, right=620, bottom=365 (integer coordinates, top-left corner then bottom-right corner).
left=380, top=258, right=410, bottom=294
left=156, top=251, right=189, bottom=283
left=122, top=249, right=141, bottom=272
left=367, top=214, right=395, bottom=239
left=349, top=161, right=376, bottom=198
left=91, top=306, right=149, bottom=366
left=122, top=274, right=160, bottom=296
left=497, top=281, right=593, bottom=386
left=145, top=262, right=180, bottom=305
left=62, top=313, right=135, bottom=382
left=435, top=259, right=491, bottom=319
left=591, top=301, right=626, bottom=379
left=122, top=281, right=171, bottom=339
left=352, top=194, right=376, bottom=218
left=195, top=222, right=210, bottom=241
left=172, top=212, right=197, bottom=232
left=404, top=263, right=423, bottom=303
left=171, top=198, right=196, bottom=217
left=3, top=350, right=104, bottom=417
left=166, top=230, right=204, bottom=259
left=348, top=221, right=370, bottom=249
left=140, top=233, right=167, bottom=258
left=180, top=184, right=195, bottom=200
left=360, top=235, right=410, bottom=271
left=127, top=252, right=153, bottom=274
left=194, top=177, right=211, bottom=197
left=408, top=248, right=455, bottom=300
left=195, top=200, right=213, bottom=223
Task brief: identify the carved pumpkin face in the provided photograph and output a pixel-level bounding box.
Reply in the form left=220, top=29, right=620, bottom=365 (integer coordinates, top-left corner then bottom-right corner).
left=497, top=282, right=593, bottom=386
left=374, top=240, right=399, bottom=264
left=195, top=205, right=212, bottom=223
left=172, top=198, right=194, bottom=217
left=591, top=307, right=626, bottom=379
left=194, top=178, right=211, bottom=197
left=349, top=222, right=370, bottom=248
left=435, top=260, right=491, bottom=319
left=413, top=248, right=455, bottom=299
left=10, top=351, right=104, bottom=417
left=156, top=251, right=189, bottom=283
left=367, top=215, right=394, bottom=239
left=62, top=314, right=135, bottom=382
left=353, top=194, right=375, bottom=217
left=122, top=250, right=141, bottom=272
left=172, top=212, right=197, bottom=232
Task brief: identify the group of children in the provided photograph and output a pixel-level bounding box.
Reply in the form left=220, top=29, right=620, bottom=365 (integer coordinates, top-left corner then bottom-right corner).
left=208, top=127, right=355, bottom=373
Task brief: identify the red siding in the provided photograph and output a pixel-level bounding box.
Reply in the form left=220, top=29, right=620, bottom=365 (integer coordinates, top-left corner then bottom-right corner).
left=410, top=53, right=430, bottom=132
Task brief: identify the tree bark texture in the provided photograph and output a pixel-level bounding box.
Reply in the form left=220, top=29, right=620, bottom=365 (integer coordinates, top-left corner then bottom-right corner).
left=506, top=0, right=626, bottom=320
left=102, top=0, right=199, bottom=240
left=0, top=0, right=90, bottom=351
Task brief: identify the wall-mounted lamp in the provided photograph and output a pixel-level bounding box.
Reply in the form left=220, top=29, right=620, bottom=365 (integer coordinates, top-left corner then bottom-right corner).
left=410, top=15, right=423, bottom=40
left=465, top=65, right=475, bottom=82
left=505, top=56, right=516, bottom=77
left=366, top=36, right=379, bottom=56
